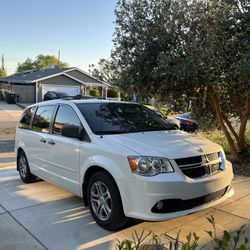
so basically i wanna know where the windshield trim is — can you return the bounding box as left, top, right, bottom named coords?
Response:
left=94, top=127, right=175, bottom=135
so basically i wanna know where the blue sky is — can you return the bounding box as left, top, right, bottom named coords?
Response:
left=0, top=0, right=117, bottom=74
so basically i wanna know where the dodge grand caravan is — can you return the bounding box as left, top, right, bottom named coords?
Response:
left=15, top=99, right=234, bottom=229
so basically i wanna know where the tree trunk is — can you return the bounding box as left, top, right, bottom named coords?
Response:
left=238, top=91, right=250, bottom=152
left=207, top=86, right=241, bottom=162
left=221, top=113, right=240, bottom=144
left=238, top=117, right=249, bottom=152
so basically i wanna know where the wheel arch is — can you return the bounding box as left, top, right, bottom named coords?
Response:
left=82, top=165, right=122, bottom=207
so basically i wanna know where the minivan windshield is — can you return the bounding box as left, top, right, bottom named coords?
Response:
left=77, top=103, right=175, bottom=135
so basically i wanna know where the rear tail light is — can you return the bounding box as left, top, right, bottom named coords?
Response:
left=184, top=121, right=193, bottom=125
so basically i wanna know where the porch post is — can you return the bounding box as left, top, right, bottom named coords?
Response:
left=35, top=82, right=39, bottom=103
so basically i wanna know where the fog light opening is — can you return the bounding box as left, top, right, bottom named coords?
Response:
left=156, top=201, right=164, bottom=211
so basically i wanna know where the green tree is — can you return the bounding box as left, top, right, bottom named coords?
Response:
left=17, top=58, right=36, bottom=72
left=89, top=58, right=119, bottom=85
left=0, top=69, right=7, bottom=78
left=113, top=0, right=250, bottom=161
left=17, top=54, right=68, bottom=72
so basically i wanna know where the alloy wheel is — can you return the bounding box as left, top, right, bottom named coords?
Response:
left=90, top=181, right=112, bottom=221
left=19, top=154, right=28, bottom=178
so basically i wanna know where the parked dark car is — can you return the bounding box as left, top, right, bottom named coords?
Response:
left=43, top=91, right=69, bottom=101
left=154, top=110, right=180, bottom=130
left=176, top=113, right=198, bottom=132
left=144, top=105, right=180, bottom=129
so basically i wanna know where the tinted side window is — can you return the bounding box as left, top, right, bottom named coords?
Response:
left=53, top=105, right=81, bottom=136
left=32, top=106, right=54, bottom=133
left=18, top=107, right=36, bottom=129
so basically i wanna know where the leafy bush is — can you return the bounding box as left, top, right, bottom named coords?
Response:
left=159, top=107, right=176, bottom=116
left=120, top=91, right=128, bottom=101
left=206, top=216, right=250, bottom=250
left=108, top=89, right=118, bottom=98
left=89, top=88, right=100, bottom=97
left=116, top=216, right=250, bottom=250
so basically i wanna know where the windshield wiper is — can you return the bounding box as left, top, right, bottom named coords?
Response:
left=141, top=127, right=175, bottom=132
left=95, top=130, right=128, bottom=135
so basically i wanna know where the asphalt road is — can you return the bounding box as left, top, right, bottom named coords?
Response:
left=0, top=102, right=23, bottom=153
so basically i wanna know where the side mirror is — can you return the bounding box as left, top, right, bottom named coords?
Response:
left=61, top=124, right=81, bottom=140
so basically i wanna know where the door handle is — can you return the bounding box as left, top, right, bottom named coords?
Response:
left=47, top=140, right=55, bottom=145
left=40, top=138, right=46, bottom=143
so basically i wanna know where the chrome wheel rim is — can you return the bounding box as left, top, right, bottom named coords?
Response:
left=19, top=155, right=27, bottom=178
left=90, top=181, right=112, bottom=221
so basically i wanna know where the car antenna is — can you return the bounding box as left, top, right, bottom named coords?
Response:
left=100, top=93, right=103, bottom=139
left=100, top=116, right=103, bottom=139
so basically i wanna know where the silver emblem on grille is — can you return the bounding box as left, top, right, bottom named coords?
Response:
left=202, top=155, right=209, bottom=163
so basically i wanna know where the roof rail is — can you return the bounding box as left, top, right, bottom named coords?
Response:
left=61, top=95, right=107, bottom=100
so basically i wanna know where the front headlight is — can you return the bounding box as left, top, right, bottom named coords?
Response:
left=128, top=156, right=174, bottom=176
left=219, top=150, right=226, bottom=160
left=219, top=150, right=226, bottom=170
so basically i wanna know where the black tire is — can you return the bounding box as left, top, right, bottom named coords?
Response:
left=17, top=151, right=36, bottom=183
left=87, top=171, right=128, bottom=230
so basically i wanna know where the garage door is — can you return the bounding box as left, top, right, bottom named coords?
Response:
left=42, top=84, right=81, bottom=99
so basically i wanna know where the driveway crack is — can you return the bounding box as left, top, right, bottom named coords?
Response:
left=216, top=209, right=250, bottom=221
left=1, top=204, right=48, bottom=250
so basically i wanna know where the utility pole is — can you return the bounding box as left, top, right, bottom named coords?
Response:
left=1, top=54, right=5, bottom=70
left=57, top=50, right=60, bottom=65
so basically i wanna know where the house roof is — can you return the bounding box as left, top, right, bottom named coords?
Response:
left=0, top=67, right=72, bottom=83
left=0, top=67, right=110, bottom=87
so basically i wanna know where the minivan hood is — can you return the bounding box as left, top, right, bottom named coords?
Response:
left=106, top=130, right=221, bottom=159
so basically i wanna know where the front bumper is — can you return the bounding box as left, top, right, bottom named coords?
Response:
left=118, top=160, right=234, bottom=221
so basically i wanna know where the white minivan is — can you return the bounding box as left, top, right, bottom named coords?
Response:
left=15, top=99, right=234, bottom=229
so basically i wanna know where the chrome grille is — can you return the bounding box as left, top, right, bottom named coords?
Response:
left=205, top=152, right=219, bottom=162
left=175, top=152, right=222, bottom=178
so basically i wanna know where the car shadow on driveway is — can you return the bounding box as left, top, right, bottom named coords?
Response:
left=10, top=195, right=143, bottom=250
left=0, top=168, right=142, bottom=249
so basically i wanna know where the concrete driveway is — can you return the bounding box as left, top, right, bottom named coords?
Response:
left=0, top=165, right=249, bottom=250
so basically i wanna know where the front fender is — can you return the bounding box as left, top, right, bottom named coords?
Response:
left=80, top=154, right=130, bottom=185
left=15, top=141, right=27, bottom=161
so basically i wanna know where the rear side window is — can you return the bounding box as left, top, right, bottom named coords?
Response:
left=53, top=105, right=81, bottom=135
left=18, top=107, right=36, bottom=129
left=32, top=106, right=54, bottom=133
